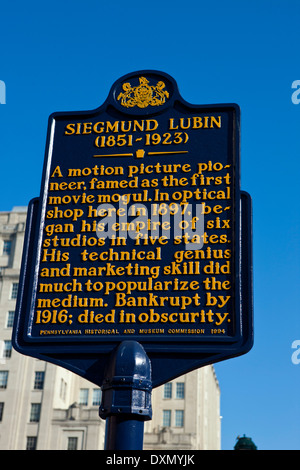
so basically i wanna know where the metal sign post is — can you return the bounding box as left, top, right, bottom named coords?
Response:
left=12, top=71, right=253, bottom=450
left=99, top=341, right=152, bottom=450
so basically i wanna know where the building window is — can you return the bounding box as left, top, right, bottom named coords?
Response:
left=92, top=388, right=101, bottom=406
left=30, top=403, right=41, bottom=422
left=0, top=371, right=8, bottom=389
left=176, top=382, right=185, bottom=399
left=78, top=388, right=89, bottom=405
left=34, top=371, right=45, bottom=390
left=175, top=410, right=184, bottom=427
left=0, top=402, right=4, bottom=421
left=67, top=437, right=78, bottom=450
left=2, top=240, right=11, bottom=255
left=3, top=340, right=12, bottom=358
left=10, top=283, right=19, bottom=300
left=163, top=382, right=172, bottom=399
left=6, top=311, right=15, bottom=328
left=60, top=378, right=67, bottom=401
left=162, top=410, right=171, bottom=427
left=26, top=436, right=37, bottom=450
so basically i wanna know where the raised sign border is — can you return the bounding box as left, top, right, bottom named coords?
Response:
left=12, top=71, right=253, bottom=386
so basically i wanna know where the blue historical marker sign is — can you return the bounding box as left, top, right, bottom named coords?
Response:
left=13, top=71, right=253, bottom=387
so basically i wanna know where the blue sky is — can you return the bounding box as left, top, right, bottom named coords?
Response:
left=1, top=0, right=299, bottom=450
